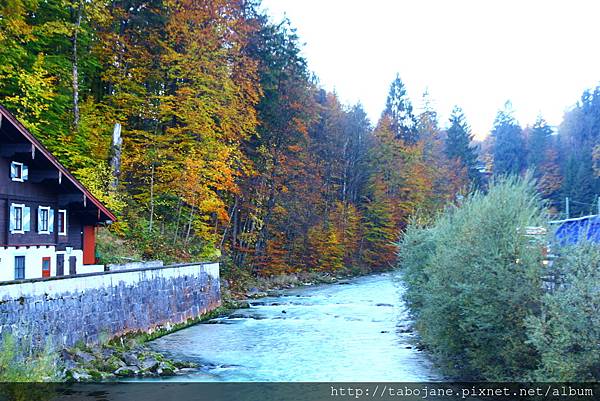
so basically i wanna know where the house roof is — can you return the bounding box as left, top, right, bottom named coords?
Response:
left=551, top=214, right=600, bottom=245
left=0, top=105, right=117, bottom=222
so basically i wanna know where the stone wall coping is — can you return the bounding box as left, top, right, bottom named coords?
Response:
left=0, top=261, right=217, bottom=287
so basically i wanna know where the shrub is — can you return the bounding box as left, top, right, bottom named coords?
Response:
left=0, top=334, right=61, bottom=382
left=526, top=241, right=600, bottom=381
left=397, top=217, right=437, bottom=316
left=398, top=175, right=546, bottom=380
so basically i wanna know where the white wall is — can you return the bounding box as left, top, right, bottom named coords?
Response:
left=0, top=262, right=220, bottom=299
left=0, top=247, right=90, bottom=281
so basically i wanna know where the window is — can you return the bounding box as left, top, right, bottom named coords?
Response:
left=58, top=209, right=67, bottom=236
left=10, top=162, right=28, bottom=182
left=38, top=206, right=53, bottom=234
left=14, top=206, right=23, bottom=231
left=9, top=203, right=29, bottom=234
left=14, top=256, right=25, bottom=280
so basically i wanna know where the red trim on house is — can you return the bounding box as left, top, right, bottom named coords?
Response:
left=42, top=256, right=51, bottom=278
left=83, top=226, right=96, bottom=265
left=0, top=105, right=117, bottom=222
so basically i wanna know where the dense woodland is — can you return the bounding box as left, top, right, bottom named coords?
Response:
left=1, top=0, right=599, bottom=278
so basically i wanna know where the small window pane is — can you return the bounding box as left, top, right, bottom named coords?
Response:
left=15, top=256, right=25, bottom=280
left=14, top=207, right=22, bottom=231
left=58, top=210, right=67, bottom=235
left=41, top=209, right=48, bottom=231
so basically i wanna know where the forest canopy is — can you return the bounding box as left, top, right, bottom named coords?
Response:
left=1, top=0, right=598, bottom=278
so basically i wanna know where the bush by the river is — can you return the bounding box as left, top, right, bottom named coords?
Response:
left=398, top=175, right=547, bottom=380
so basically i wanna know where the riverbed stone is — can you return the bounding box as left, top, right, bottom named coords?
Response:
left=157, top=361, right=177, bottom=376
left=115, top=366, right=140, bottom=376
left=122, top=352, right=140, bottom=366
left=140, top=357, right=159, bottom=371
left=69, top=368, right=92, bottom=382
left=73, top=350, right=96, bottom=365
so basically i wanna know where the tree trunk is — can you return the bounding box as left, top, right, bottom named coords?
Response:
left=185, top=204, right=196, bottom=243
left=149, top=163, right=155, bottom=233
left=109, top=123, right=122, bottom=190
left=173, top=200, right=182, bottom=244
left=72, top=1, right=83, bottom=132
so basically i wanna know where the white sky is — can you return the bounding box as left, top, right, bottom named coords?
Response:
left=260, top=0, right=600, bottom=140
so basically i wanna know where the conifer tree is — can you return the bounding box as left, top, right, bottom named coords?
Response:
left=492, top=101, right=526, bottom=176
left=445, top=106, right=480, bottom=186
left=527, top=116, right=553, bottom=170
left=383, top=74, right=418, bottom=144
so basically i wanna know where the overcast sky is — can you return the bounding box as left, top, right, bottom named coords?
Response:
left=260, top=0, right=600, bottom=140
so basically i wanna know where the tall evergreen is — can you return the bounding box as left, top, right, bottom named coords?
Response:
left=492, top=101, right=526, bottom=176
left=383, top=74, right=418, bottom=144
left=445, top=106, right=480, bottom=186
left=527, top=116, right=553, bottom=170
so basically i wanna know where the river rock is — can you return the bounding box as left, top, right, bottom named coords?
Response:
left=140, top=357, right=159, bottom=371
left=104, top=355, right=127, bottom=371
left=115, top=366, right=140, bottom=376
left=69, top=368, right=93, bottom=382
left=157, top=361, right=177, bottom=376
left=63, top=358, right=78, bottom=371
left=100, top=347, right=116, bottom=359
left=122, top=352, right=140, bottom=366
left=73, top=350, right=96, bottom=365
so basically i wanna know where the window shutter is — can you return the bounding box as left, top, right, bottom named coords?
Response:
left=37, top=206, right=42, bottom=233
left=49, top=209, right=54, bottom=233
left=9, top=204, right=15, bottom=232
left=10, top=163, right=16, bottom=179
left=23, top=207, right=30, bottom=232
left=22, top=165, right=28, bottom=181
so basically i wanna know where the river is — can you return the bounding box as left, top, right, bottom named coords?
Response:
left=147, top=273, right=441, bottom=382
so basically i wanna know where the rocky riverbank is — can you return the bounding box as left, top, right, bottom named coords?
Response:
left=224, top=271, right=358, bottom=301
left=62, top=342, right=198, bottom=381
left=61, top=304, right=242, bottom=382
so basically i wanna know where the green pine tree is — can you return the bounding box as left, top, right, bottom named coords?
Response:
left=445, top=106, right=480, bottom=186
left=384, top=74, right=418, bottom=144
left=492, top=101, right=526, bottom=176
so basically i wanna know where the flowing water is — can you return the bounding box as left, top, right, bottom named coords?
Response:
left=147, top=273, right=441, bottom=381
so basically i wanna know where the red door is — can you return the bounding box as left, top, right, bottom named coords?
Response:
left=83, top=225, right=96, bottom=265
left=42, top=257, right=51, bottom=278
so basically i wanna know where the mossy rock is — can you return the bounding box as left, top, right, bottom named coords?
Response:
left=114, top=366, right=139, bottom=377
left=157, top=361, right=177, bottom=376
left=101, top=355, right=126, bottom=372
left=87, top=369, right=104, bottom=381
left=173, top=360, right=198, bottom=369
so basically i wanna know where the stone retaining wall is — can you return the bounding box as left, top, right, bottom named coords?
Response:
left=0, top=262, right=220, bottom=349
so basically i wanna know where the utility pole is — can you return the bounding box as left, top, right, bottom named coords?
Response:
left=565, top=197, right=570, bottom=219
